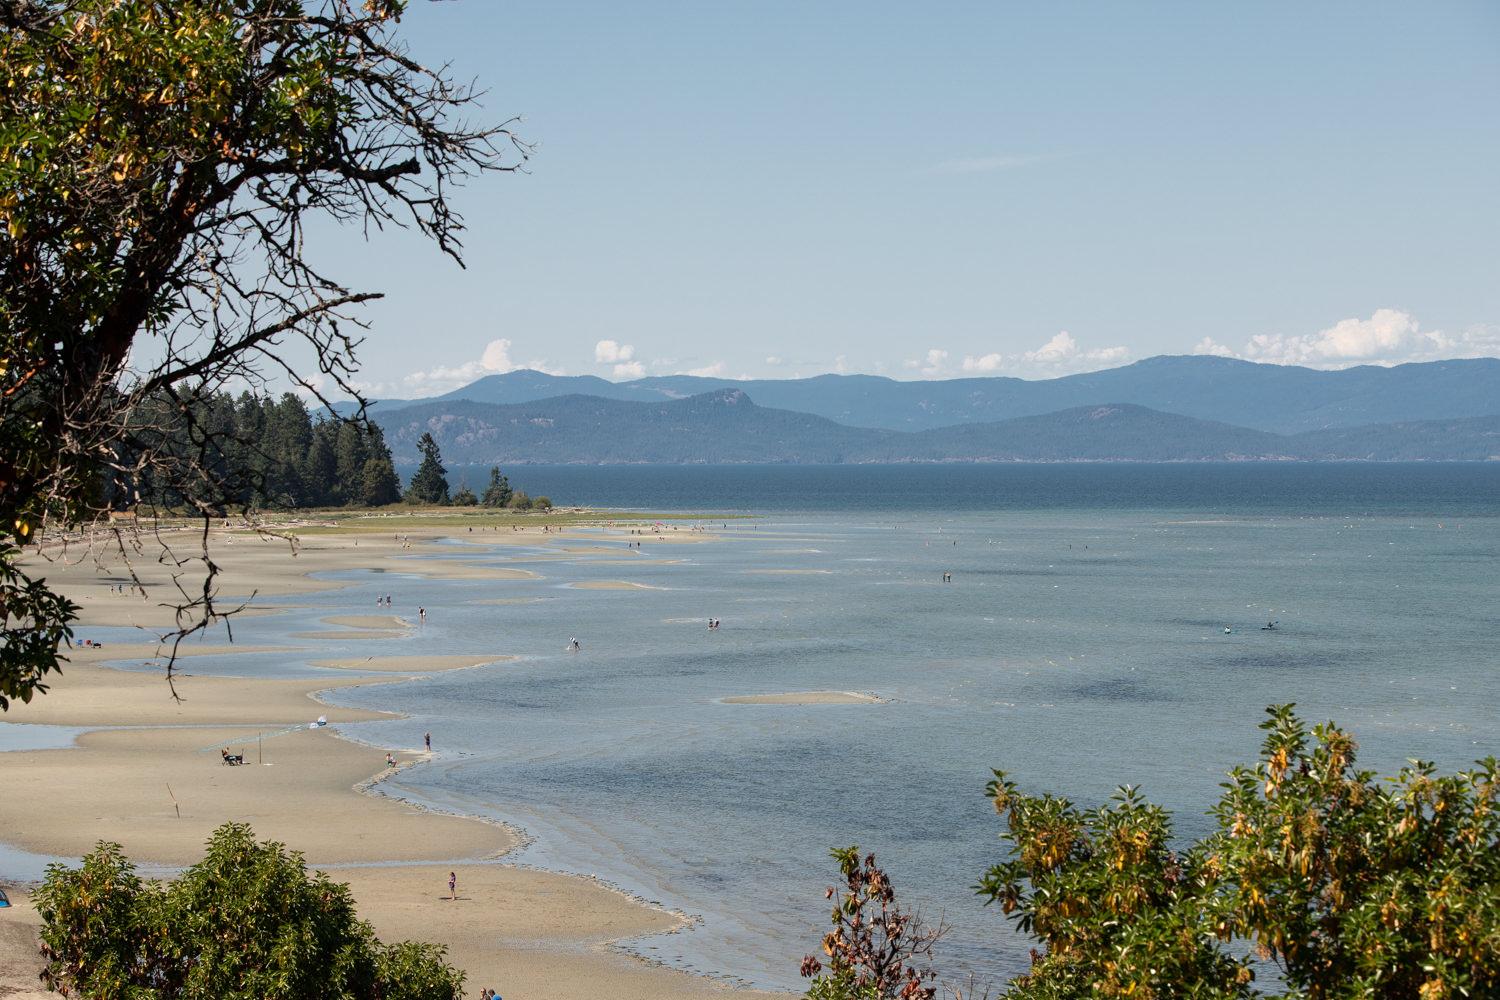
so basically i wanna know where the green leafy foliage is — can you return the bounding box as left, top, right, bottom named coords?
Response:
left=976, top=782, right=1253, bottom=999
left=802, top=707, right=1499, bottom=1000
left=973, top=706, right=1500, bottom=999
left=1198, top=705, right=1500, bottom=999
left=35, top=823, right=464, bottom=1000
left=0, top=540, right=78, bottom=708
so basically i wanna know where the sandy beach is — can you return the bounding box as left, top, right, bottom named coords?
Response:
left=1, top=516, right=787, bottom=1000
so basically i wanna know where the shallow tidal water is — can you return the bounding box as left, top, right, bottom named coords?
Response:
left=17, top=465, right=1500, bottom=991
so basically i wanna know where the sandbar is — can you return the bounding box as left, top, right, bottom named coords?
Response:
left=569, top=580, right=660, bottom=591
left=311, top=654, right=512, bottom=673
left=292, top=614, right=413, bottom=641
left=741, top=569, right=833, bottom=576
left=391, top=560, right=543, bottom=581
left=2, top=645, right=390, bottom=728
left=322, top=614, right=412, bottom=630
left=721, top=691, right=883, bottom=705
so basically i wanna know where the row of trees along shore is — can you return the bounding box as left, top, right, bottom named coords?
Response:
left=118, top=391, right=402, bottom=510
left=115, top=396, right=549, bottom=513
left=405, top=431, right=552, bottom=510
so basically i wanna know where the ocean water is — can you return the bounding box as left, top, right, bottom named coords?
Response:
left=22, top=465, right=1500, bottom=991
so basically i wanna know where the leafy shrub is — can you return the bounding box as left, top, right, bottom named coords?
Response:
left=801, top=847, right=940, bottom=1000
left=803, top=706, right=1500, bottom=999
left=35, top=823, right=463, bottom=1000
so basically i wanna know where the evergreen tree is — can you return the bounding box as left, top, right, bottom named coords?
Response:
left=452, top=484, right=478, bottom=506
left=303, top=427, right=337, bottom=507
left=481, top=466, right=512, bottom=508
left=262, top=394, right=313, bottom=505
left=89, top=391, right=408, bottom=511
left=361, top=455, right=402, bottom=507
left=331, top=422, right=368, bottom=506
left=403, top=433, right=449, bottom=504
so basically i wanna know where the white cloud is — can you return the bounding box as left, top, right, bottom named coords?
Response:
left=680, top=361, right=728, bottom=378
left=1018, top=330, right=1128, bottom=369
left=594, top=339, right=635, bottom=364
left=1191, top=310, right=1500, bottom=368
left=904, top=349, right=951, bottom=376
left=479, top=339, right=515, bottom=371
left=961, top=352, right=1004, bottom=373
left=833, top=355, right=850, bottom=374
left=612, top=361, right=646, bottom=379
left=765, top=355, right=784, bottom=366
left=1191, top=337, right=1237, bottom=358
left=402, top=338, right=562, bottom=396
left=952, top=332, right=1127, bottom=378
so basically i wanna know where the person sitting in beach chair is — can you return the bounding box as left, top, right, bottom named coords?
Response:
left=221, top=748, right=244, bottom=766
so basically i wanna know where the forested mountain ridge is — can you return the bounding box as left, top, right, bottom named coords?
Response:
left=351, top=355, right=1500, bottom=435
left=372, top=390, right=1500, bottom=465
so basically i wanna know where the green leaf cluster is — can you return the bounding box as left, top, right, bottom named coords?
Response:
left=0, top=540, right=78, bottom=708
left=35, top=822, right=463, bottom=1000
left=973, top=705, right=1500, bottom=999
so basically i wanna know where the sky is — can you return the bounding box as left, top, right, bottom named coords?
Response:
left=308, top=1, right=1500, bottom=399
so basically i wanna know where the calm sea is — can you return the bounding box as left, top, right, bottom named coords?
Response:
left=68, top=465, right=1500, bottom=990
left=453, top=462, right=1500, bottom=515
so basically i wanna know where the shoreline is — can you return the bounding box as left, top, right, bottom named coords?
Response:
left=1, top=517, right=790, bottom=1000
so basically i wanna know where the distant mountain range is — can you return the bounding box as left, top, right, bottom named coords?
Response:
left=372, top=389, right=1500, bottom=466
left=353, top=355, right=1500, bottom=435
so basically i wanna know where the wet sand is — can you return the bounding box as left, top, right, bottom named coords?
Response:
left=4, top=518, right=787, bottom=1000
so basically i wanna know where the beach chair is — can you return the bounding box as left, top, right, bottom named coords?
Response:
left=221, top=749, right=244, bottom=766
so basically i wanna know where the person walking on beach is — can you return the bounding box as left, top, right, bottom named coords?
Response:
left=448, top=871, right=457, bottom=900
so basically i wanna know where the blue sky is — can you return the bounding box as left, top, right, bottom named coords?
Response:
left=316, top=1, right=1500, bottom=398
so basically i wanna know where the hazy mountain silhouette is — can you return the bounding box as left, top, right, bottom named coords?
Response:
left=354, top=355, right=1500, bottom=435
left=373, top=390, right=1500, bottom=465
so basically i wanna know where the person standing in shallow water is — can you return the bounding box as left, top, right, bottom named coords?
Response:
left=425, top=731, right=431, bottom=751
